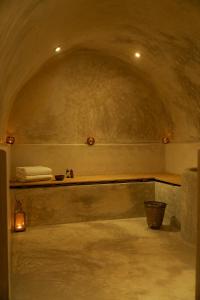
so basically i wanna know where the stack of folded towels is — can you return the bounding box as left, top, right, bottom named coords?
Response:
left=16, top=166, right=53, bottom=182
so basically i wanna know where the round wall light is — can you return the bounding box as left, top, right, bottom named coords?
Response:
left=86, top=137, right=95, bottom=146
left=6, top=136, right=15, bottom=144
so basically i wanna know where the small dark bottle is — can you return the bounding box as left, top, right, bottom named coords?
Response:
left=70, top=169, right=74, bottom=178
left=66, top=169, right=70, bottom=178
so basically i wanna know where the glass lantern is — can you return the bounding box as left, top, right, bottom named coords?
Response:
left=14, top=200, right=26, bottom=232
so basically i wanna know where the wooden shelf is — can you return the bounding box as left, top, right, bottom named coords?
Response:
left=10, top=173, right=181, bottom=189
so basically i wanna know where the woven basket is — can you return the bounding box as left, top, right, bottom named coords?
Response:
left=144, top=201, right=167, bottom=229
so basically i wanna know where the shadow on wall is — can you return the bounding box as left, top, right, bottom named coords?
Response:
left=7, top=48, right=173, bottom=144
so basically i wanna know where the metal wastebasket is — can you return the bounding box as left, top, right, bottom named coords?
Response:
left=144, top=201, right=167, bottom=229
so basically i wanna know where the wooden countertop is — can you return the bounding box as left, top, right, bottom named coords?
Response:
left=10, top=173, right=181, bottom=188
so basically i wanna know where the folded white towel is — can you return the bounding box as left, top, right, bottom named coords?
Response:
left=16, top=166, right=52, bottom=177
left=16, top=174, right=53, bottom=182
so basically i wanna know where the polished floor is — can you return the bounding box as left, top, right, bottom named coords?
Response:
left=11, top=218, right=195, bottom=300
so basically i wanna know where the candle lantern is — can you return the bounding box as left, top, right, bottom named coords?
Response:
left=6, top=136, right=15, bottom=144
left=14, top=200, right=26, bottom=232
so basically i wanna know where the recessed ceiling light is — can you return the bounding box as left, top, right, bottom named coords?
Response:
left=134, top=52, right=141, bottom=58
left=55, top=46, right=61, bottom=53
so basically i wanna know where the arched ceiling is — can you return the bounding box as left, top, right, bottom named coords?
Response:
left=8, top=49, right=173, bottom=144
left=1, top=0, right=200, bottom=141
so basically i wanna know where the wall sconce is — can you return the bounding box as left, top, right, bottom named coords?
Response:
left=6, top=136, right=15, bottom=145
left=14, top=200, right=26, bottom=232
left=86, top=137, right=95, bottom=146
left=162, top=130, right=173, bottom=144
left=162, top=136, right=170, bottom=144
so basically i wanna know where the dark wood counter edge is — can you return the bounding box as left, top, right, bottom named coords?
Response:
left=154, top=179, right=181, bottom=187
left=10, top=177, right=181, bottom=189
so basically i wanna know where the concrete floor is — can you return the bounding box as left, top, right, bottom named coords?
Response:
left=11, top=218, right=195, bottom=300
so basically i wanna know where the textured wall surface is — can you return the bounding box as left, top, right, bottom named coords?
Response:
left=165, top=143, right=200, bottom=173
left=0, top=146, right=10, bottom=300
left=0, top=0, right=199, bottom=142
left=11, top=182, right=154, bottom=226
left=0, top=2, right=199, bottom=298
left=181, top=168, right=198, bottom=244
left=11, top=180, right=183, bottom=229
left=0, top=0, right=199, bottom=176
left=155, top=182, right=181, bottom=228
left=8, top=49, right=172, bottom=144
left=10, top=144, right=164, bottom=178
left=8, top=49, right=168, bottom=175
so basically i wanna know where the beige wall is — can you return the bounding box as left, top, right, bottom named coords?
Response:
left=11, top=182, right=154, bottom=226
left=8, top=50, right=167, bottom=178
left=0, top=145, right=10, bottom=299
left=3, top=1, right=200, bottom=177
left=0, top=1, right=200, bottom=298
left=165, top=143, right=200, bottom=174
left=8, top=49, right=172, bottom=144
left=11, top=143, right=200, bottom=176
left=1, top=0, right=200, bottom=141
left=10, top=144, right=164, bottom=179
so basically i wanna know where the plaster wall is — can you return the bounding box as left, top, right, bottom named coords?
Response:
left=1, top=0, right=200, bottom=142
left=5, top=1, right=200, bottom=176
left=0, top=145, right=10, bottom=300
left=0, top=1, right=200, bottom=299
left=11, top=142, right=200, bottom=176
left=11, top=182, right=154, bottom=226
left=11, top=181, right=182, bottom=228
left=10, top=144, right=164, bottom=178
left=165, top=143, right=200, bottom=174
left=8, top=49, right=167, bottom=177
left=181, top=168, right=198, bottom=244
left=8, top=49, right=172, bottom=144
left=155, top=182, right=181, bottom=227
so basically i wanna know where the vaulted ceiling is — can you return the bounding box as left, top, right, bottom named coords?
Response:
left=1, top=0, right=200, bottom=141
